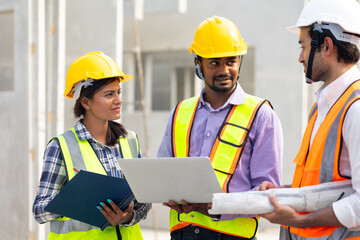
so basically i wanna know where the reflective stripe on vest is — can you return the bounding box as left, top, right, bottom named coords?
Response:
left=119, top=130, right=140, bottom=159
left=170, top=94, right=267, bottom=238
left=49, top=129, right=143, bottom=240
left=172, top=96, right=199, bottom=157
left=210, top=95, right=267, bottom=191
left=289, top=80, right=360, bottom=239
left=280, top=225, right=360, bottom=240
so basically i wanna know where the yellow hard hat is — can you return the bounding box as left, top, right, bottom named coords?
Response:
left=189, top=16, right=247, bottom=58
left=64, top=51, right=133, bottom=98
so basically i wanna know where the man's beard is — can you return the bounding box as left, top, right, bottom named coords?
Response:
left=205, top=74, right=237, bottom=92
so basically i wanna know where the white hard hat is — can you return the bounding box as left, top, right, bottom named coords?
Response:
left=287, top=0, right=360, bottom=46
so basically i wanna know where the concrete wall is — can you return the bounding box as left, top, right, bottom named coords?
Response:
left=0, top=0, right=322, bottom=238
left=0, top=0, right=29, bottom=239
left=0, top=0, right=123, bottom=238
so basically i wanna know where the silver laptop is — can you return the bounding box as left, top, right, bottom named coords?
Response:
left=117, top=157, right=222, bottom=203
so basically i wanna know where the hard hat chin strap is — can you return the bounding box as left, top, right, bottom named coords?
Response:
left=237, top=55, right=244, bottom=80
left=306, top=25, right=322, bottom=84
left=192, top=53, right=206, bottom=81
left=195, top=63, right=205, bottom=81
left=72, top=79, right=94, bottom=100
left=305, top=44, right=316, bottom=84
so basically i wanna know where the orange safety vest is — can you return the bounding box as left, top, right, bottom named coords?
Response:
left=282, top=80, right=360, bottom=240
left=170, top=94, right=269, bottom=238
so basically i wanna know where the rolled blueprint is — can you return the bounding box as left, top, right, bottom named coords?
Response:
left=209, top=180, right=354, bottom=215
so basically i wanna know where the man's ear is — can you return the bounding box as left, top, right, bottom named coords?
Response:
left=194, top=58, right=200, bottom=67
left=80, top=97, right=90, bottom=110
left=323, top=36, right=334, bottom=55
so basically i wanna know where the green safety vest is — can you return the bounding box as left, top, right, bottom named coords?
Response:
left=170, top=94, right=269, bottom=238
left=47, top=128, right=143, bottom=240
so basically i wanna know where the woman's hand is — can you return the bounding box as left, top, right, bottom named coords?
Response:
left=98, top=199, right=134, bottom=226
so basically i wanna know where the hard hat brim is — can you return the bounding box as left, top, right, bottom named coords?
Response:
left=120, top=74, right=134, bottom=82
left=286, top=25, right=301, bottom=34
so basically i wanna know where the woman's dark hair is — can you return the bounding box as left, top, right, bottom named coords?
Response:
left=309, top=25, right=360, bottom=64
left=74, top=77, right=127, bottom=146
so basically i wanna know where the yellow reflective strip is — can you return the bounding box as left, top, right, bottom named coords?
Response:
left=221, top=124, right=247, bottom=145
left=119, top=137, right=132, bottom=159
left=214, top=171, right=227, bottom=190
left=212, top=95, right=262, bottom=175
left=49, top=224, right=143, bottom=239
left=173, top=97, right=199, bottom=157
left=170, top=210, right=259, bottom=238
left=57, top=135, right=75, bottom=180
left=212, top=144, right=238, bottom=174
left=71, top=129, right=106, bottom=175
left=56, top=216, right=70, bottom=221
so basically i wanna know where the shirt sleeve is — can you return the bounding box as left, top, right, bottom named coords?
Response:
left=120, top=201, right=152, bottom=227
left=32, top=139, right=67, bottom=223
left=249, top=103, right=283, bottom=188
left=332, top=100, right=360, bottom=228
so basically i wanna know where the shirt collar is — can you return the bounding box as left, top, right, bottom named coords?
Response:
left=315, top=65, right=360, bottom=114
left=73, top=120, right=94, bottom=141
left=198, top=82, right=245, bottom=110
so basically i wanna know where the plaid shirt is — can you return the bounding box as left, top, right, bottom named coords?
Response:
left=33, top=120, right=151, bottom=226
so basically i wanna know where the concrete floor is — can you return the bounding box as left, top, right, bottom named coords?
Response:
left=141, top=226, right=280, bottom=240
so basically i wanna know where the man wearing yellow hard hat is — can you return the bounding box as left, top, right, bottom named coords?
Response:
left=157, top=16, right=283, bottom=240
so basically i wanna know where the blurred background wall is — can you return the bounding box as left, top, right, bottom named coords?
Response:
left=1, top=0, right=347, bottom=239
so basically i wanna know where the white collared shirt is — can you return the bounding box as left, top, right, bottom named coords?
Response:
left=310, top=65, right=360, bottom=228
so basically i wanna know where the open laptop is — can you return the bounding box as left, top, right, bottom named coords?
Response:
left=117, top=157, right=222, bottom=203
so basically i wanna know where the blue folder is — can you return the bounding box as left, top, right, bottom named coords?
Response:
left=45, top=170, right=135, bottom=230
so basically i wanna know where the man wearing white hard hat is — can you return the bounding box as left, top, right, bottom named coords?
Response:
left=258, top=0, right=360, bottom=239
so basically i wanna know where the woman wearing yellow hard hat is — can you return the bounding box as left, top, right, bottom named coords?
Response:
left=33, top=51, right=150, bottom=240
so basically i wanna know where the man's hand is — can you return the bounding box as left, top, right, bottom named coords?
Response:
left=260, top=194, right=342, bottom=228
left=255, top=181, right=278, bottom=191
left=259, top=194, right=305, bottom=228
left=98, top=199, right=134, bottom=226
left=163, top=200, right=212, bottom=216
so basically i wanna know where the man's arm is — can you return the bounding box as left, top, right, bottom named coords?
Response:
left=332, top=101, right=360, bottom=228
left=248, top=104, right=283, bottom=190
left=261, top=101, right=360, bottom=229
